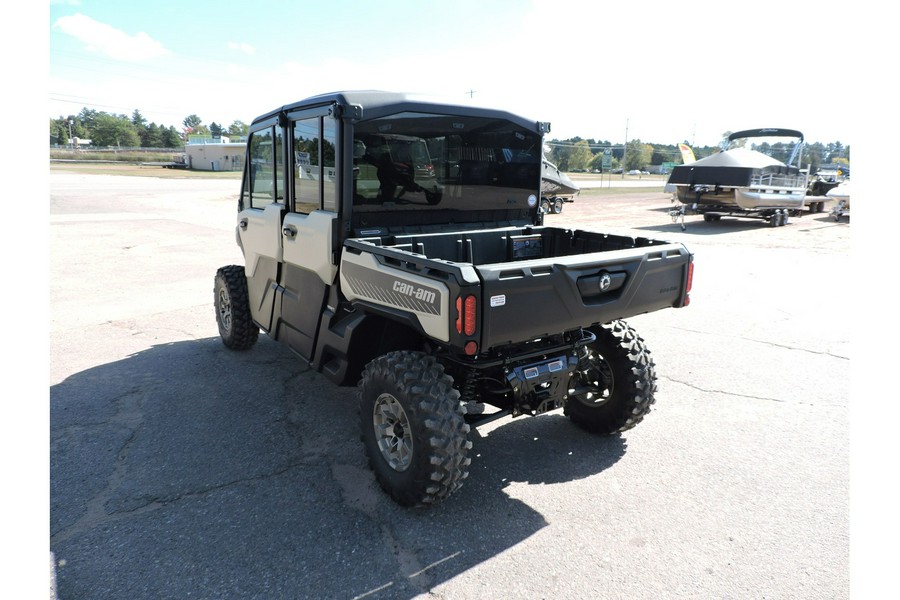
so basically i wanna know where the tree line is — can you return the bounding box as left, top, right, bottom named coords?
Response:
left=49, top=108, right=250, bottom=149
left=49, top=107, right=850, bottom=175
left=547, top=136, right=850, bottom=173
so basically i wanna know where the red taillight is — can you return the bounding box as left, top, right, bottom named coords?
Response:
left=464, top=296, right=476, bottom=335
left=456, top=295, right=477, bottom=335
left=683, top=260, right=694, bottom=306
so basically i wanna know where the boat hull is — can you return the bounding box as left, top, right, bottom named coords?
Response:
left=826, top=181, right=850, bottom=204
left=541, top=160, right=579, bottom=197
left=674, top=186, right=806, bottom=210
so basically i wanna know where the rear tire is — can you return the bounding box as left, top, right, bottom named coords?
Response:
left=214, top=265, right=259, bottom=350
left=553, top=198, right=564, bottom=214
left=358, top=351, right=471, bottom=507
left=565, top=320, right=657, bottom=434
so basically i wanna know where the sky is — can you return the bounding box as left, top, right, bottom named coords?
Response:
left=48, top=0, right=861, bottom=148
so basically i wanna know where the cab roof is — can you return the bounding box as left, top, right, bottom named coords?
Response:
left=250, top=90, right=548, bottom=133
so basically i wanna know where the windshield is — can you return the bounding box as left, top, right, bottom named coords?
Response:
left=351, top=111, right=542, bottom=230
left=726, top=133, right=804, bottom=167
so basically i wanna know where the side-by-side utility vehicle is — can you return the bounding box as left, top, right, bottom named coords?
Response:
left=215, top=91, right=694, bottom=506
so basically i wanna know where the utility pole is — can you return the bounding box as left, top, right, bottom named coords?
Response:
left=622, top=119, right=628, bottom=179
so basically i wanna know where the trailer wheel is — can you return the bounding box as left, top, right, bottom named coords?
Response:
left=565, top=320, right=657, bottom=434
left=358, top=351, right=471, bottom=507
left=541, top=199, right=551, bottom=214
left=553, top=198, right=564, bottom=214
left=214, top=265, right=259, bottom=350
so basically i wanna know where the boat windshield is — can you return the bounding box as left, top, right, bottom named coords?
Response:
left=726, top=130, right=804, bottom=168
left=351, top=111, right=542, bottom=230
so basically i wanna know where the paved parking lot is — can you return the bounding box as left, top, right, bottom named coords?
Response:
left=49, top=170, right=850, bottom=599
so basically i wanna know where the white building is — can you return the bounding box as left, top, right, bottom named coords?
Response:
left=184, top=137, right=246, bottom=171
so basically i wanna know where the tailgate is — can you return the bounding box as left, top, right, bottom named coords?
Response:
left=476, top=243, right=691, bottom=348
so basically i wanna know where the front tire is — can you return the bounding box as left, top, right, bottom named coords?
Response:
left=565, top=320, right=657, bottom=434
left=214, top=265, right=259, bottom=350
left=358, top=351, right=471, bottom=507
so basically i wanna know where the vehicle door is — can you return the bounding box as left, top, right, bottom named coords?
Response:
left=278, top=109, right=340, bottom=360
left=237, top=120, right=286, bottom=332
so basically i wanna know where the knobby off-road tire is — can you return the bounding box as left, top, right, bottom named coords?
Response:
left=214, top=265, right=259, bottom=351
left=564, top=320, right=657, bottom=434
left=358, top=351, right=472, bottom=507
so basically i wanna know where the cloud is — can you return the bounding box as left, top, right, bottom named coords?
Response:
left=53, top=13, right=170, bottom=61
left=227, top=42, right=255, bottom=55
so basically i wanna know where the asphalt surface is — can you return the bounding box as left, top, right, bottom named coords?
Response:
left=49, top=171, right=850, bottom=599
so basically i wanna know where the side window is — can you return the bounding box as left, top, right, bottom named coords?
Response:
left=322, top=119, right=337, bottom=211
left=246, top=127, right=274, bottom=209
left=243, top=125, right=284, bottom=209
left=291, top=115, right=339, bottom=213
left=274, top=126, right=284, bottom=201
left=293, top=118, right=320, bottom=214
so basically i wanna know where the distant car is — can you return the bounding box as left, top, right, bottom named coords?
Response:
left=627, top=169, right=641, bottom=175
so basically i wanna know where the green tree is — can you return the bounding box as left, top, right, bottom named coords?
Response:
left=805, top=142, right=825, bottom=169
left=624, top=139, right=653, bottom=171
left=228, top=120, right=249, bottom=136
left=547, top=140, right=571, bottom=170
left=91, top=113, right=140, bottom=147
left=50, top=118, right=69, bottom=146
left=141, top=123, right=163, bottom=148
left=183, top=114, right=202, bottom=129
left=78, top=108, right=98, bottom=130
left=131, top=109, right=147, bottom=128
left=568, top=140, right=593, bottom=171
left=826, top=142, right=847, bottom=162
left=161, top=126, right=183, bottom=148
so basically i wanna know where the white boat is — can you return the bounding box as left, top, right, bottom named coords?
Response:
left=540, top=157, right=579, bottom=214
left=827, top=180, right=850, bottom=221
left=666, top=129, right=808, bottom=227
left=827, top=180, right=850, bottom=203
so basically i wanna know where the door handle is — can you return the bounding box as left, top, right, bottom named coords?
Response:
left=239, top=218, right=248, bottom=230
left=282, top=226, right=296, bottom=239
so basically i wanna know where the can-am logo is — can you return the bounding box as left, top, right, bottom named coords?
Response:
left=393, top=280, right=436, bottom=304
left=599, top=273, right=611, bottom=291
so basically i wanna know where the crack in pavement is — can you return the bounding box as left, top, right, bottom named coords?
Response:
left=50, top=459, right=317, bottom=545
left=661, top=376, right=844, bottom=407
left=662, top=325, right=849, bottom=360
